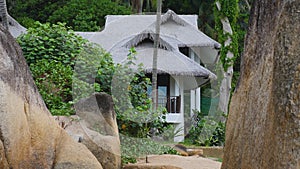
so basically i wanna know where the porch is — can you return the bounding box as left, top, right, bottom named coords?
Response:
left=148, top=74, right=203, bottom=142
left=158, top=95, right=182, bottom=123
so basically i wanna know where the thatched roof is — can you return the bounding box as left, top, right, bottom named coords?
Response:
left=119, top=47, right=216, bottom=78
left=77, top=10, right=220, bottom=50
left=111, top=46, right=215, bottom=89
left=146, top=10, right=220, bottom=48
left=160, top=10, right=189, bottom=26
left=121, top=30, right=177, bottom=51
left=77, top=10, right=220, bottom=87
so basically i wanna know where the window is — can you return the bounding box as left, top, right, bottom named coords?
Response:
left=179, top=47, right=190, bottom=57
left=147, top=74, right=170, bottom=109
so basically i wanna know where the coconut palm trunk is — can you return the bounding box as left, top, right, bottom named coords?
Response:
left=0, top=0, right=8, bottom=30
left=151, top=0, right=162, bottom=111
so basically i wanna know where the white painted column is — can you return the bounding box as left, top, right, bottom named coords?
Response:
left=196, top=87, right=201, bottom=112
left=190, top=89, right=195, bottom=117
left=174, top=77, right=184, bottom=142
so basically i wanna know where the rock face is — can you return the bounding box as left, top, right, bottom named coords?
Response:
left=75, top=92, right=119, bottom=137
left=55, top=93, right=121, bottom=169
left=222, top=1, right=300, bottom=169
left=0, top=26, right=102, bottom=168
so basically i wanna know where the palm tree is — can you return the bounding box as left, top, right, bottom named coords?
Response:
left=0, top=0, right=8, bottom=29
left=152, top=0, right=161, bottom=111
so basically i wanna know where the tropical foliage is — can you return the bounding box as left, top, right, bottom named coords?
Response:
left=48, top=0, right=131, bottom=31
left=17, top=22, right=87, bottom=115
left=17, top=22, right=87, bottom=66
left=8, top=0, right=131, bottom=30
left=184, top=110, right=226, bottom=146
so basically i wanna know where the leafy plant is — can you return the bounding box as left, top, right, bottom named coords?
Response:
left=185, top=110, right=226, bottom=146
left=47, top=0, right=131, bottom=31
left=8, top=0, right=68, bottom=24
left=30, top=59, right=74, bottom=115
left=16, top=16, right=36, bottom=28
left=17, top=22, right=87, bottom=66
left=17, top=22, right=88, bottom=116
left=213, top=0, right=239, bottom=71
left=8, top=0, right=130, bottom=31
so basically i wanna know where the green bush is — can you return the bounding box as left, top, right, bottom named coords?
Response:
left=16, top=16, right=36, bottom=28
left=48, top=0, right=131, bottom=31
left=8, top=0, right=130, bottom=31
left=17, top=22, right=88, bottom=115
left=8, top=0, right=68, bottom=24
left=30, top=59, right=74, bottom=115
left=17, top=22, right=87, bottom=66
left=185, top=110, right=226, bottom=146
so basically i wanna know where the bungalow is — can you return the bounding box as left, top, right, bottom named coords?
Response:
left=77, top=10, right=220, bottom=142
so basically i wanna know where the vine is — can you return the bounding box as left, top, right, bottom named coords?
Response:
left=214, top=0, right=239, bottom=71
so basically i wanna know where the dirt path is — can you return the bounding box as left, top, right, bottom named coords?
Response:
left=135, top=154, right=222, bottom=169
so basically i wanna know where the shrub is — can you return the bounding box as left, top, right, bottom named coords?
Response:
left=48, top=0, right=131, bottom=31
left=30, top=59, right=74, bottom=115
left=16, top=16, right=36, bottom=28
left=17, top=22, right=88, bottom=115
left=185, top=110, right=226, bottom=146
left=17, top=22, right=87, bottom=66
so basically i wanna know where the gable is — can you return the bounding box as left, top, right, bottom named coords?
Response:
left=160, top=10, right=189, bottom=26
left=122, top=31, right=175, bottom=51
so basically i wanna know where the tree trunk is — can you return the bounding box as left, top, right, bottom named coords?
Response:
left=138, top=0, right=143, bottom=14
left=151, top=0, right=161, bottom=111
left=222, top=0, right=300, bottom=169
left=0, top=0, right=8, bottom=30
left=146, top=0, right=150, bottom=12
left=131, top=0, right=143, bottom=14
left=215, top=1, right=234, bottom=114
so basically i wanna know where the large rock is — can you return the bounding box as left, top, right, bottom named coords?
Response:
left=74, top=92, right=121, bottom=169
left=222, top=1, right=300, bottom=169
left=55, top=94, right=122, bottom=169
left=0, top=26, right=102, bottom=168
left=75, top=92, right=119, bottom=137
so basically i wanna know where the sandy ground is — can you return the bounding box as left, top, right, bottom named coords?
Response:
left=136, top=154, right=222, bottom=169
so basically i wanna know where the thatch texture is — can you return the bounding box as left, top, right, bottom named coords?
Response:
left=115, top=47, right=216, bottom=78
left=77, top=10, right=220, bottom=86
left=160, top=10, right=189, bottom=26
left=122, top=30, right=176, bottom=51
